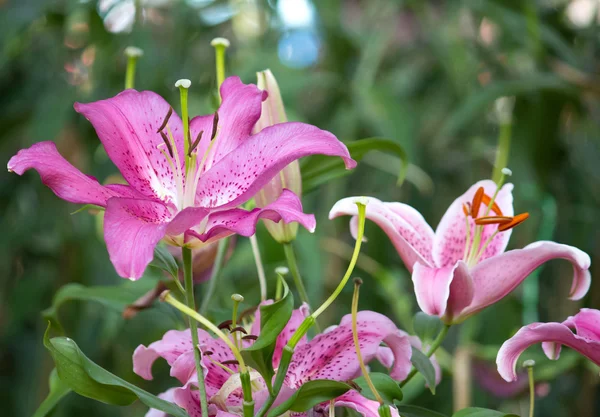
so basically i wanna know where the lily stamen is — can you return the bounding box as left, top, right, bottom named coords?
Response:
left=470, top=187, right=485, bottom=218
left=218, top=320, right=233, bottom=330
left=498, top=212, right=529, bottom=232
left=159, top=131, right=174, bottom=158
left=211, top=111, right=219, bottom=140
left=156, top=107, right=173, bottom=133
left=474, top=216, right=512, bottom=226
left=189, top=130, right=203, bottom=156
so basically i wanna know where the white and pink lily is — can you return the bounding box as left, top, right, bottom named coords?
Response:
left=8, top=77, right=356, bottom=279
left=497, top=308, right=600, bottom=382
left=329, top=180, right=591, bottom=324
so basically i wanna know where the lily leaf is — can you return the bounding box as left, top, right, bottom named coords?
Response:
left=43, top=324, right=188, bottom=417
left=32, top=369, right=72, bottom=417
left=267, top=380, right=352, bottom=417
left=301, top=137, right=408, bottom=193
left=452, top=408, right=518, bottom=417
left=150, top=244, right=179, bottom=278
left=395, top=405, right=448, bottom=417
left=352, top=373, right=403, bottom=405
left=413, top=313, right=443, bottom=344
left=410, top=347, right=437, bottom=394
left=241, top=276, right=293, bottom=392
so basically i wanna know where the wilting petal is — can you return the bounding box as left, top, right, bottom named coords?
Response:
left=145, top=388, right=177, bottom=417
left=329, top=197, right=434, bottom=271
left=462, top=241, right=591, bottom=318
left=412, top=261, right=473, bottom=321
left=497, top=319, right=600, bottom=382
left=192, top=189, right=315, bottom=243
left=335, top=391, right=400, bottom=417
left=432, top=180, right=514, bottom=268
left=286, top=311, right=412, bottom=387
left=196, top=122, right=355, bottom=209
left=75, top=90, right=184, bottom=203
left=104, top=198, right=172, bottom=279
left=8, top=141, right=119, bottom=206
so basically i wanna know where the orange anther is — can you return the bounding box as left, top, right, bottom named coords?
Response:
left=462, top=203, right=470, bottom=217
left=498, top=213, right=529, bottom=232
left=481, top=194, right=503, bottom=216
left=471, top=187, right=485, bottom=218
left=474, top=216, right=512, bottom=226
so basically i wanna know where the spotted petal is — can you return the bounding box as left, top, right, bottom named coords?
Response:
left=335, top=391, right=400, bottom=417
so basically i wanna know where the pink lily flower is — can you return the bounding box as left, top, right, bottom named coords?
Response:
left=133, top=304, right=423, bottom=417
left=497, top=308, right=600, bottom=382
left=8, top=77, right=356, bottom=279
left=329, top=180, right=591, bottom=323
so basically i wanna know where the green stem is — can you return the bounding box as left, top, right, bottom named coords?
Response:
left=256, top=202, right=368, bottom=417
left=124, top=47, right=142, bottom=89
left=182, top=247, right=209, bottom=417
left=250, top=235, right=267, bottom=301
left=283, top=243, right=311, bottom=309
left=400, top=324, right=451, bottom=387
left=178, top=85, right=190, bottom=167
left=527, top=366, right=535, bottom=417
left=199, top=238, right=228, bottom=315
left=492, top=122, right=512, bottom=184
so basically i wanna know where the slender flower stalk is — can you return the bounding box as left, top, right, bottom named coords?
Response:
left=181, top=247, right=209, bottom=417
left=124, top=46, right=143, bottom=89
left=255, top=201, right=368, bottom=417
left=161, top=291, right=254, bottom=417
left=249, top=235, right=267, bottom=301
left=352, top=278, right=383, bottom=404
left=524, top=360, right=535, bottom=417
left=283, top=242, right=311, bottom=310
left=199, top=238, right=228, bottom=314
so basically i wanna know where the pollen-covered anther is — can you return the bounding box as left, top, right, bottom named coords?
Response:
left=481, top=194, right=503, bottom=216
left=470, top=187, right=485, bottom=218
left=230, top=326, right=247, bottom=334
left=221, top=359, right=239, bottom=366
left=217, top=319, right=233, bottom=330
left=462, top=203, right=470, bottom=217
left=242, top=335, right=258, bottom=341
left=203, top=350, right=214, bottom=356
left=498, top=212, right=529, bottom=232
left=156, top=107, right=173, bottom=133
left=210, top=112, right=219, bottom=140
left=474, top=216, right=513, bottom=226
left=159, top=131, right=174, bottom=158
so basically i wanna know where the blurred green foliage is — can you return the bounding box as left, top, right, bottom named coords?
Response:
left=1, top=0, right=599, bottom=416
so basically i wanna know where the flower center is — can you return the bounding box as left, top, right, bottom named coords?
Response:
left=462, top=174, right=529, bottom=267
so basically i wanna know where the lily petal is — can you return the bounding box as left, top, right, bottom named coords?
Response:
left=196, top=122, right=355, bottom=209
left=192, top=189, right=316, bottom=243
left=7, top=141, right=119, bottom=206
left=541, top=308, right=600, bottom=360
left=335, top=391, right=400, bottom=417
left=285, top=311, right=412, bottom=387
left=412, top=261, right=473, bottom=321
left=75, top=90, right=184, bottom=203
left=145, top=388, right=177, bottom=417
left=432, top=180, right=514, bottom=268
left=463, top=241, right=591, bottom=318
left=329, top=197, right=434, bottom=271
left=104, top=198, right=171, bottom=279
left=497, top=318, right=600, bottom=382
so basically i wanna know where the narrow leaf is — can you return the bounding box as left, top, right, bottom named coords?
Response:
left=301, top=137, right=408, bottom=193
left=241, top=277, right=294, bottom=391
left=410, top=347, right=437, bottom=394
left=395, top=405, right=448, bottom=417
left=452, top=408, right=518, bottom=417
left=43, top=324, right=188, bottom=417
left=352, top=373, right=403, bottom=404
left=413, top=313, right=443, bottom=343
left=32, top=369, right=72, bottom=417
left=150, top=244, right=179, bottom=278
left=267, top=380, right=351, bottom=417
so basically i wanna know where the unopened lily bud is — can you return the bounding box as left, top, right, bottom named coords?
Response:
left=253, top=69, right=301, bottom=243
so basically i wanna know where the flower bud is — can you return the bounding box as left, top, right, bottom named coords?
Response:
left=253, top=69, right=301, bottom=243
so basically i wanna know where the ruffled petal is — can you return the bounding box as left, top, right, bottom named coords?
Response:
left=196, top=122, right=355, bottom=209
left=192, top=189, right=315, bottom=243
left=329, top=197, right=434, bottom=271
left=75, top=90, right=184, bottom=203
left=286, top=311, right=412, bottom=387
left=104, top=198, right=171, bottom=279
left=432, top=180, right=514, bottom=268
left=412, top=261, right=473, bottom=322
left=496, top=318, right=600, bottom=382
left=463, top=241, right=591, bottom=318
left=8, top=141, right=119, bottom=206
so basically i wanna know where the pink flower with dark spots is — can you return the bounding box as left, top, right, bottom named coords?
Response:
left=8, top=77, right=356, bottom=279
left=133, top=305, right=425, bottom=417
left=497, top=308, right=600, bottom=382
left=329, top=180, right=590, bottom=323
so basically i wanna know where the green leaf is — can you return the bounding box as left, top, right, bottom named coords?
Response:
left=352, top=373, right=403, bottom=404
left=241, top=277, right=294, bottom=391
left=410, top=347, right=436, bottom=394
left=413, top=313, right=443, bottom=343
left=150, top=244, right=179, bottom=278
left=42, top=279, right=158, bottom=334
left=32, top=369, right=72, bottom=417
left=301, top=137, right=408, bottom=193
left=267, top=380, right=351, bottom=417
left=395, top=405, right=448, bottom=417
left=452, top=408, right=518, bottom=417
left=43, top=324, right=188, bottom=417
